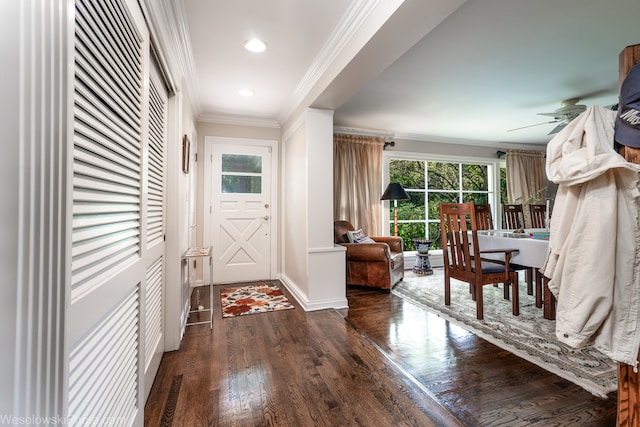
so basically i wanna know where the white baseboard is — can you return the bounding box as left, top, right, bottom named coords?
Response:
left=278, top=273, right=349, bottom=311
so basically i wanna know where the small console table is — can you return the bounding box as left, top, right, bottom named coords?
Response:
left=182, top=246, right=213, bottom=330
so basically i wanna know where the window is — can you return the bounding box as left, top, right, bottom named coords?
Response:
left=387, top=158, right=503, bottom=251
left=221, top=154, right=263, bottom=193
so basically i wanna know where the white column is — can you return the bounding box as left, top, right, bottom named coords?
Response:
left=305, top=109, right=348, bottom=308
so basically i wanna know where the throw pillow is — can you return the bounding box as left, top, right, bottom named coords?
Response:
left=347, top=229, right=375, bottom=244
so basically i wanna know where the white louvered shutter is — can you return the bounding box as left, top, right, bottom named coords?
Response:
left=146, top=68, right=166, bottom=249
left=69, top=0, right=150, bottom=425
left=143, top=60, right=168, bottom=397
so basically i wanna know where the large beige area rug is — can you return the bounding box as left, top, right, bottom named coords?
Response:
left=392, top=270, right=617, bottom=397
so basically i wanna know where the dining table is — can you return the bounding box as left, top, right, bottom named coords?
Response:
left=476, top=229, right=556, bottom=320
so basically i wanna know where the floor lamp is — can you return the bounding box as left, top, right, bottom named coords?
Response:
left=381, top=183, right=410, bottom=236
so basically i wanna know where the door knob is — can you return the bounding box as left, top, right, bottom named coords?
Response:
left=263, top=215, right=270, bottom=220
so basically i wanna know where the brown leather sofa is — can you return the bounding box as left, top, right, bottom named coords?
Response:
left=334, top=220, right=405, bottom=291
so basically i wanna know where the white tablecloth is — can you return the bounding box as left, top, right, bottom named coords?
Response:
left=476, top=229, right=549, bottom=269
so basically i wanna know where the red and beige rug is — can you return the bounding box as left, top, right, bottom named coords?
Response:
left=220, top=283, right=295, bottom=318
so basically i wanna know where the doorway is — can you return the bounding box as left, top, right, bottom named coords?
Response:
left=204, top=137, right=278, bottom=283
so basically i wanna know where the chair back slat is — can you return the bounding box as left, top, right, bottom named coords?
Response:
left=529, top=204, right=547, bottom=228
left=440, top=202, right=479, bottom=275
left=502, top=204, right=525, bottom=229
left=474, top=203, right=494, bottom=230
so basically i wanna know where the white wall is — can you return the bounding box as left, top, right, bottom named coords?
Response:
left=282, top=122, right=309, bottom=293
left=390, top=137, right=508, bottom=158
left=281, top=109, right=348, bottom=310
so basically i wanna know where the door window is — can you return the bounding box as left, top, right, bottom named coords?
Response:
left=221, top=154, right=262, bottom=194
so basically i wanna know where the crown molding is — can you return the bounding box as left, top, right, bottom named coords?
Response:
left=333, top=126, right=546, bottom=151
left=198, top=113, right=281, bottom=129
left=332, top=126, right=394, bottom=138
left=393, top=131, right=547, bottom=151
left=163, top=0, right=202, bottom=117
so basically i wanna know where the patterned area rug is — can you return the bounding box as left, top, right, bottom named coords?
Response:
left=221, top=283, right=295, bottom=318
left=393, top=270, right=617, bottom=397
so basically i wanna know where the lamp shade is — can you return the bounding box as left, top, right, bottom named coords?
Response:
left=381, top=183, right=409, bottom=201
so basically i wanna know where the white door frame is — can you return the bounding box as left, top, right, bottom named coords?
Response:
left=203, top=136, right=279, bottom=283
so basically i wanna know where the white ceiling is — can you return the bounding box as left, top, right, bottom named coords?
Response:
left=182, top=0, right=640, bottom=147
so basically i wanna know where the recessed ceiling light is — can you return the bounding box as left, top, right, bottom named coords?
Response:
left=238, top=89, right=254, bottom=97
left=244, top=38, right=267, bottom=53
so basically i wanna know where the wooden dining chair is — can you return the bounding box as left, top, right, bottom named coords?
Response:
left=502, top=204, right=525, bottom=230
left=529, top=204, right=547, bottom=228
left=474, top=203, right=507, bottom=294
left=439, top=202, right=520, bottom=320
left=474, top=203, right=494, bottom=230
left=474, top=203, right=528, bottom=297
left=502, top=203, right=538, bottom=298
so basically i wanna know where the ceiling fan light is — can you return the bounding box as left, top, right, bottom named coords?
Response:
left=244, top=38, right=267, bottom=53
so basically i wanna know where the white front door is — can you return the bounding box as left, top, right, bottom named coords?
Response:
left=207, top=142, right=273, bottom=283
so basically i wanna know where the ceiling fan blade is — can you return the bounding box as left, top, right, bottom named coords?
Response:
left=537, top=112, right=561, bottom=118
left=507, top=120, right=559, bottom=132
left=548, top=122, right=567, bottom=135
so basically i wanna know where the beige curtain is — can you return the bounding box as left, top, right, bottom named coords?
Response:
left=505, top=149, right=546, bottom=204
left=334, top=134, right=383, bottom=236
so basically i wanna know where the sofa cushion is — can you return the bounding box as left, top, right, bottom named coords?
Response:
left=347, top=229, right=375, bottom=244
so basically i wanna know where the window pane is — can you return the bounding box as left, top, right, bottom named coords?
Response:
left=427, top=162, right=459, bottom=190
left=428, top=192, right=459, bottom=217
left=222, top=154, right=262, bottom=173
left=461, top=164, right=488, bottom=191
left=462, top=193, right=489, bottom=204
left=428, top=222, right=443, bottom=250
left=396, top=222, right=426, bottom=251
left=500, top=166, right=508, bottom=204
left=390, top=159, right=425, bottom=189
left=396, top=192, right=425, bottom=220
left=221, top=175, right=262, bottom=193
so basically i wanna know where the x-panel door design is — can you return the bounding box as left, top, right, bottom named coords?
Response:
left=207, top=142, right=273, bottom=283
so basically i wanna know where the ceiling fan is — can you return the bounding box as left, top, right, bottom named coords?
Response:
left=508, top=98, right=588, bottom=135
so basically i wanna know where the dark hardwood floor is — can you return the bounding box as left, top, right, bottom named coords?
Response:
left=343, top=275, right=618, bottom=426
left=145, top=273, right=617, bottom=426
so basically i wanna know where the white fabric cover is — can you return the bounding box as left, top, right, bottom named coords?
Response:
left=541, top=105, right=640, bottom=367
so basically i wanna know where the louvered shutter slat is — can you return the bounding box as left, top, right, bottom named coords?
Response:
left=145, top=257, right=163, bottom=369
left=75, top=84, right=139, bottom=143
left=74, top=66, right=140, bottom=133
left=76, top=1, right=141, bottom=98
left=75, top=36, right=139, bottom=118
left=69, top=287, right=139, bottom=424
left=75, top=113, right=141, bottom=164
left=73, top=212, right=139, bottom=229
left=73, top=156, right=139, bottom=187
left=146, top=71, right=165, bottom=248
left=72, top=219, right=140, bottom=243
left=74, top=176, right=139, bottom=197
left=72, top=227, right=139, bottom=252
left=73, top=0, right=142, bottom=290
left=72, top=245, right=139, bottom=287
